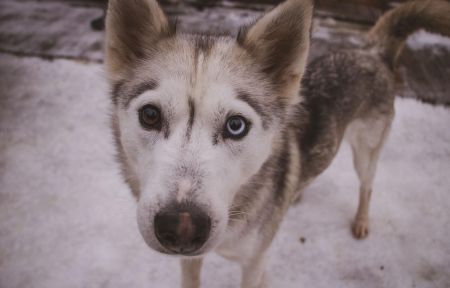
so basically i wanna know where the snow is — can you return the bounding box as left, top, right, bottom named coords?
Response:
left=1, top=53, right=450, bottom=288
left=407, top=30, right=450, bottom=51
left=312, top=21, right=332, bottom=40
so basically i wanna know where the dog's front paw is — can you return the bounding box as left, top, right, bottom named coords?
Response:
left=352, top=218, right=369, bottom=239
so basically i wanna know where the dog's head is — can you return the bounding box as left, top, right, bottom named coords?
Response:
left=105, top=0, right=312, bottom=256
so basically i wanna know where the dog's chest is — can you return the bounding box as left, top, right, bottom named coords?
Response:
left=214, top=227, right=263, bottom=263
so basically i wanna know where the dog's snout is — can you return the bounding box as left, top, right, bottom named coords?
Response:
left=154, top=204, right=211, bottom=254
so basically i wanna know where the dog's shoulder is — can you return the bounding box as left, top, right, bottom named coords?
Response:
left=296, top=49, right=394, bottom=183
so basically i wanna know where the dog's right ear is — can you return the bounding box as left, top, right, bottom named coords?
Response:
left=105, top=0, right=173, bottom=81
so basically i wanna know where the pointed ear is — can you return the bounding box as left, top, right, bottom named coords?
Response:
left=238, top=0, right=313, bottom=100
left=105, top=0, right=174, bottom=80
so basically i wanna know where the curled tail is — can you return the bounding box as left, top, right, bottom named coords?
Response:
left=368, top=0, right=450, bottom=68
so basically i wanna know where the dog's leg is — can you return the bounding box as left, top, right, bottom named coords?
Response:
left=351, top=145, right=377, bottom=239
left=181, top=258, right=203, bottom=288
left=347, top=115, right=392, bottom=239
left=241, top=252, right=268, bottom=288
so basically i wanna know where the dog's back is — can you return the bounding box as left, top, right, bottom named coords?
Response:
left=295, top=0, right=450, bottom=237
left=298, top=50, right=394, bottom=187
left=297, top=0, right=450, bottom=188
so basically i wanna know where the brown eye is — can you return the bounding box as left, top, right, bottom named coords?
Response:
left=223, top=115, right=250, bottom=140
left=139, top=105, right=162, bottom=130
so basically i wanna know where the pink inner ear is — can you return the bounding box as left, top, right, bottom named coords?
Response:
left=235, top=0, right=312, bottom=83
left=105, top=0, right=176, bottom=79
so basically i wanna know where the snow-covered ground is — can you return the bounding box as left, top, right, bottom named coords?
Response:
left=1, top=52, right=449, bottom=288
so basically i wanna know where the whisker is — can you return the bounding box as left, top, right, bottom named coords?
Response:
left=228, top=210, right=249, bottom=216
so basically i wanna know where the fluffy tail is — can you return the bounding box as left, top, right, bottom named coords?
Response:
left=368, top=0, right=450, bottom=68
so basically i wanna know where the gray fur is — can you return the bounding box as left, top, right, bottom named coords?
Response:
left=298, top=50, right=395, bottom=187
left=104, top=0, right=450, bottom=287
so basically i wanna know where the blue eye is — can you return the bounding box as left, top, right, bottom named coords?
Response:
left=224, top=116, right=250, bottom=139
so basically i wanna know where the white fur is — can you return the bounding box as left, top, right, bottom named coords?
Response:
left=118, top=48, right=277, bottom=255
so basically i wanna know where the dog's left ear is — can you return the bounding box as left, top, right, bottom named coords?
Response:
left=238, top=0, right=313, bottom=103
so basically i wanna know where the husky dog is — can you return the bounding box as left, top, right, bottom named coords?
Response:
left=104, top=0, right=450, bottom=287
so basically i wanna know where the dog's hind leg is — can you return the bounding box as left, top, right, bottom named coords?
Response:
left=346, top=113, right=393, bottom=239
left=181, top=258, right=203, bottom=288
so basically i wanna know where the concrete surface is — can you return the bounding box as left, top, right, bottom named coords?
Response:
left=1, top=0, right=450, bottom=104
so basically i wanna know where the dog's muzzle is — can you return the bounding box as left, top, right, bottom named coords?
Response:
left=154, top=203, right=211, bottom=255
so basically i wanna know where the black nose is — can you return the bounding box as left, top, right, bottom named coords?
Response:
left=154, top=204, right=211, bottom=254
